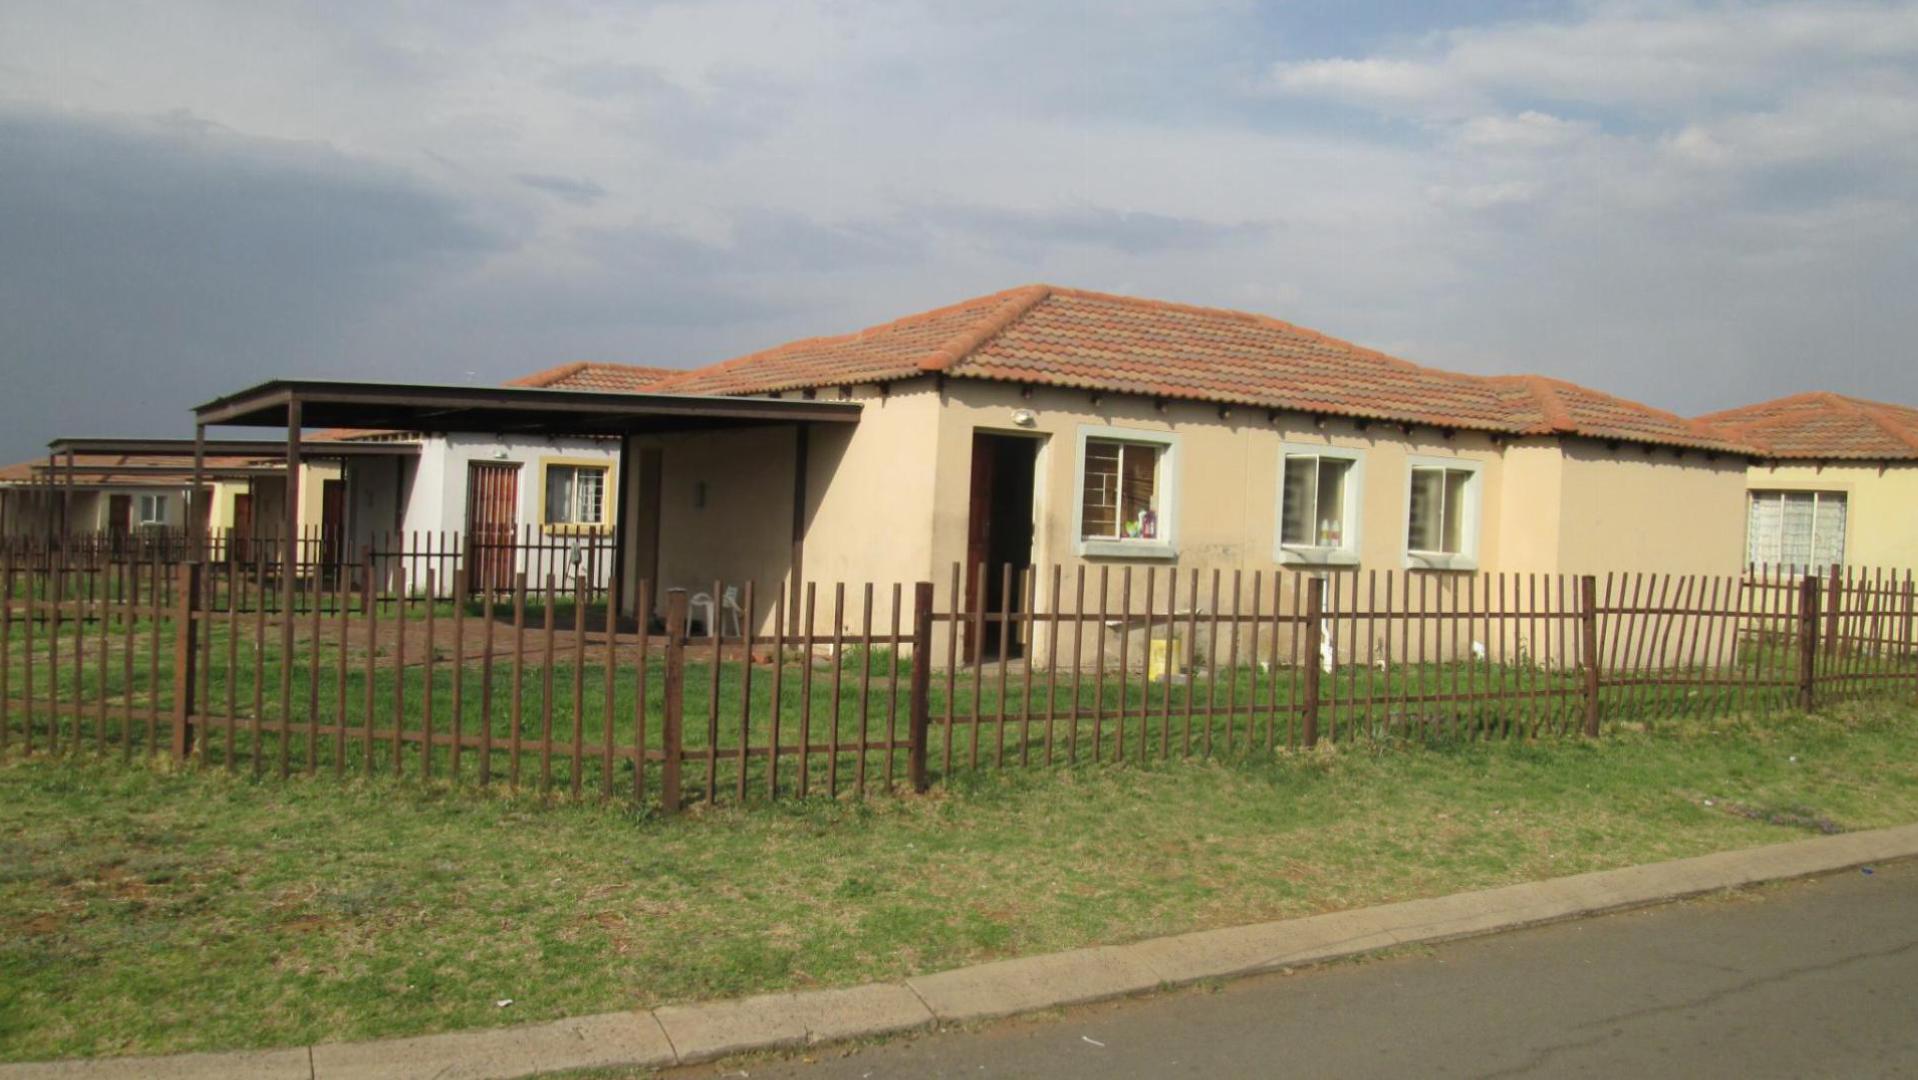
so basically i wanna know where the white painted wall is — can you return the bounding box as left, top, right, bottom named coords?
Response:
left=389, top=433, right=621, bottom=589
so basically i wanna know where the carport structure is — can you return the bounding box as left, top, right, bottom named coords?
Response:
left=190, top=378, right=862, bottom=621
left=20, top=435, right=418, bottom=546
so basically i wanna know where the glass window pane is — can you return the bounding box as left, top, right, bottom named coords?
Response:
left=1811, top=492, right=1846, bottom=570
left=1747, top=492, right=1782, bottom=566
left=547, top=466, right=576, bottom=524
left=1780, top=492, right=1815, bottom=567
left=1316, top=458, right=1350, bottom=547
left=577, top=468, right=605, bottom=524
left=1081, top=441, right=1121, bottom=539
left=1441, top=470, right=1471, bottom=554
left=1119, top=444, right=1159, bottom=539
left=1281, top=456, right=1317, bottom=545
left=1408, top=468, right=1443, bottom=552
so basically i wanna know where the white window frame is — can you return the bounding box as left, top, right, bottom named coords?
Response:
left=135, top=493, right=168, bottom=527
left=1745, top=488, right=1848, bottom=571
left=542, top=461, right=611, bottom=530
left=1072, top=425, right=1179, bottom=560
left=1403, top=455, right=1484, bottom=571
left=1275, top=443, right=1365, bottom=567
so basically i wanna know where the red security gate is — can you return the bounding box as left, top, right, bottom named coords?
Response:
left=465, top=462, right=519, bottom=592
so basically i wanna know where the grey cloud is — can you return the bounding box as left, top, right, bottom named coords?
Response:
left=516, top=172, right=608, bottom=205
left=547, top=62, right=790, bottom=159
left=915, top=203, right=1274, bottom=259
left=0, top=106, right=498, bottom=459
left=578, top=209, right=927, bottom=279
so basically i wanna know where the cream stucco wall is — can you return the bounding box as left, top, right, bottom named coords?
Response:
left=928, top=380, right=1510, bottom=588
left=613, top=376, right=1756, bottom=659
left=1556, top=441, right=1748, bottom=577
left=1741, top=462, right=1918, bottom=571
left=1493, top=439, right=1565, bottom=575
left=635, top=385, right=942, bottom=634
left=204, top=464, right=338, bottom=536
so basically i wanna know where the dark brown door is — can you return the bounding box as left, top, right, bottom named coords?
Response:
left=466, top=462, right=519, bottom=593
left=107, top=495, right=132, bottom=556
left=232, top=492, right=254, bottom=566
left=964, top=432, right=1040, bottom=661
left=320, top=479, right=346, bottom=583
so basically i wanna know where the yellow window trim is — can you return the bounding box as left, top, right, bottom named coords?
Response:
left=537, top=456, right=617, bottom=534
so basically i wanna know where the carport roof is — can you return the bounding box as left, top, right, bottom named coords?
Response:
left=45, top=436, right=419, bottom=459
left=193, top=379, right=862, bottom=434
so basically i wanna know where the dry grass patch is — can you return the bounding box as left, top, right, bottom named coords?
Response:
left=3, top=702, right=1918, bottom=1062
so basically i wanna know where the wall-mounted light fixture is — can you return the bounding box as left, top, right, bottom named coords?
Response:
left=1011, top=409, right=1036, bottom=428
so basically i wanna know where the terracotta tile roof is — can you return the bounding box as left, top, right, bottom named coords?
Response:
left=1486, top=376, right=1751, bottom=454
left=643, top=289, right=1036, bottom=398
left=507, top=361, right=682, bottom=393
left=1698, top=393, right=1918, bottom=461
left=644, top=284, right=1757, bottom=452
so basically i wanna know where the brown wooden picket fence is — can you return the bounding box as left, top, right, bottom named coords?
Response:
left=3, top=539, right=1915, bottom=814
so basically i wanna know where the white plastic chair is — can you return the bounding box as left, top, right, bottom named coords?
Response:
left=689, top=586, right=745, bottom=638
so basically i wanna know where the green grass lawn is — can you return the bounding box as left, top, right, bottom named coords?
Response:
left=4, top=699, right=1918, bottom=1062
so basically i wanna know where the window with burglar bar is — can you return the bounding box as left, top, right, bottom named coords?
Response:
left=1746, top=490, right=1845, bottom=571
left=1080, top=438, right=1161, bottom=542
left=544, top=463, right=607, bottom=527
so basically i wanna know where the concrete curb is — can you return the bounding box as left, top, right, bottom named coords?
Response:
left=9, top=823, right=1917, bottom=1079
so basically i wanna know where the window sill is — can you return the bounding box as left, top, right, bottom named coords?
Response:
left=1405, top=551, right=1477, bottom=572
left=1276, top=546, right=1359, bottom=567
left=542, top=523, right=612, bottom=537
left=1078, top=539, right=1178, bottom=561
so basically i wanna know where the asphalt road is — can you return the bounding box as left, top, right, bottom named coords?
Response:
left=720, top=858, right=1918, bottom=1079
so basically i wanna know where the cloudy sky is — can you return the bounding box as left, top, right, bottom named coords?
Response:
left=3, top=1, right=1915, bottom=460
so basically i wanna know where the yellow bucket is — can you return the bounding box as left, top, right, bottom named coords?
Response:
left=1147, top=635, right=1181, bottom=681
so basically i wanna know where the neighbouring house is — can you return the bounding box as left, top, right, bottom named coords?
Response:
left=190, top=285, right=1770, bottom=652
left=0, top=450, right=235, bottom=543
left=311, top=363, right=678, bottom=591
left=1699, top=393, right=1918, bottom=573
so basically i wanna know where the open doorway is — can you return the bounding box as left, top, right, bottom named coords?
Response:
left=965, top=430, right=1041, bottom=661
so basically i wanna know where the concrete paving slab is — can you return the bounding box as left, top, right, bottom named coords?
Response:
left=1122, top=916, right=1343, bottom=985
left=907, top=946, right=1164, bottom=1024
left=653, top=997, right=807, bottom=1065
left=795, top=983, right=937, bottom=1045
left=0, top=1049, right=312, bottom=1080
left=655, top=984, right=931, bottom=1064
left=308, top=1011, right=672, bottom=1080
left=1271, top=907, right=1409, bottom=963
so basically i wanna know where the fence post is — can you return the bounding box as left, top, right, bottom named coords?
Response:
left=660, top=588, right=687, bottom=815
left=908, top=581, right=933, bottom=793
left=1798, top=573, right=1821, bottom=712
left=1579, top=574, right=1601, bottom=737
left=1823, top=565, right=1842, bottom=661
left=1903, top=573, right=1916, bottom=663
left=170, top=562, right=202, bottom=760
left=1302, top=575, right=1325, bottom=748
left=359, top=545, right=374, bottom=616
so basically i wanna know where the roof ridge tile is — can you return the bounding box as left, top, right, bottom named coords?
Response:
left=921, top=285, right=1051, bottom=372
